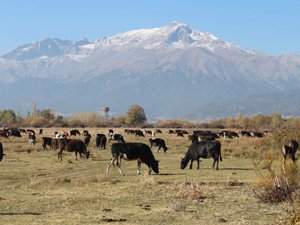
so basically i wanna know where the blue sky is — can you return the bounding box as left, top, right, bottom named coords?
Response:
left=0, top=0, right=299, bottom=55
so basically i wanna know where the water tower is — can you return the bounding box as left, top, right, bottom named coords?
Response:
left=103, top=106, right=110, bottom=120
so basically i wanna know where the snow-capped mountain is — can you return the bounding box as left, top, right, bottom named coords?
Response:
left=0, top=22, right=300, bottom=119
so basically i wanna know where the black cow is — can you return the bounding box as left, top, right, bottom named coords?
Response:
left=39, top=129, right=43, bottom=135
left=70, top=129, right=81, bottom=136
left=106, top=142, right=159, bottom=175
left=96, top=134, right=107, bottom=149
left=282, top=139, right=298, bottom=162
left=42, top=137, right=58, bottom=150
left=134, top=130, right=145, bottom=137
left=181, top=140, right=222, bottom=170
left=0, top=142, right=5, bottom=161
left=149, top=138, right=168, bottom=153
left=58, top=138, right=90, bottom=160
left=42, top=137, right=52, bottom=150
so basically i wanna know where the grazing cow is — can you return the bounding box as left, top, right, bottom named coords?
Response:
left=96, top=134, right=107, bottom=149
left=42, top=137, right=58, bottom=150
left=181, top=140, right=222, bottom=170
left=106, top=142, right=159, bottom=175
left=0, top=142, right=5, bottom=161
left=282, top=139, right=298, bottom=163
left=70, top=129, right=81, bottom=136
left=177, top=132, right=184, bottom=137
left=58, top=138, right=90, bottom=160
left=168, top=130, right=175, bottom=134
left=28, top=134, right=37, bottom=145
left=109, top=134, right=125, bottom=143
left=134, top=130, right=145, bottom=137
left=0, top=130, right=9, bottom=138
left=155, top=129, right=162, bottom=134
left=149, top=138, right=168, bottom=153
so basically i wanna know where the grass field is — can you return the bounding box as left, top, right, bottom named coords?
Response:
left=0, top=128, right=297, bottom=225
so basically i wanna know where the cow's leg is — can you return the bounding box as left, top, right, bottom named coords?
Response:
left=158, top=146, right=161, bottom=154
left=114, top=155, right=124, bottom=175
left=137, top=160, right=142, bottom=175
left=197, top=158, right=200, bottom=169
left=58, top=150, right=63, bottom=161
left=189, top=159, right=193, bottom=169
left=106, top=157, right=115, bottom=175
left=213, top=157, right=219, bottom=170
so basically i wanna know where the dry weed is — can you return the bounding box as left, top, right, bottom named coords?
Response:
left=173, top=181, right=207, bottom=202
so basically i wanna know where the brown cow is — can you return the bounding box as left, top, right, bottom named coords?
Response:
left=58, top=138, right=90, bottom=160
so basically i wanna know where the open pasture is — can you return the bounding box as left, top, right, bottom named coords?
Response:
left=0, top=127, right=295, bottom=224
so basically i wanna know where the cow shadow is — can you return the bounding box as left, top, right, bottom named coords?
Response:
left=219, top=167, right=253, bottom=171
left=156, top=173, right=185, bottom=176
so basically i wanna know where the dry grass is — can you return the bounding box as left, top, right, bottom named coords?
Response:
left=0, top=127, right=298, bottom=224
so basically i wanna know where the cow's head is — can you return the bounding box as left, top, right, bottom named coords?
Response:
left=151, top=160, right=159, bottom=174
left=180, top=157, right=189, bottom=169
left=85, top=151, right=90, bottom=159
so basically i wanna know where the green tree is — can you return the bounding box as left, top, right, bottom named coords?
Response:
left=125, top=104, right=147, bottom=126
left=0, top=109, right=16, bottom=124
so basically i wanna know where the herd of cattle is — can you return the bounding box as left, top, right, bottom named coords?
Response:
left=0, top=127, right=298, bottom=175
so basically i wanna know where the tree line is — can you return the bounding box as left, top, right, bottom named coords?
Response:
left=1, top=106, right=300, bottom=130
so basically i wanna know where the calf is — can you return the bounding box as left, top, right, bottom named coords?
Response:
left=58, top=138, right=90, bottom=160
left=149, top=138, right=168, bottom=153
left=0, top=142, right=5, bottom=161
left=106, top=142, right=159, bottom=176
left=282, top=139, right=298, bottom=163
left=181, top=140, right=222, bottom=170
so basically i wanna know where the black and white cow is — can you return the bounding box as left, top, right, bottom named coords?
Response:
left=149, top=138, right=168, bottom=153
left=70, top=129, right=81, bottom=136
left=109, top=134, right=125, bottom=143
left=106, top=142, right=159, bottom=176
left=282, top=139, right=298, bottom=163
left=28, top=134, right=37, bottom=145
left=181, top=140, right=222, bottom=170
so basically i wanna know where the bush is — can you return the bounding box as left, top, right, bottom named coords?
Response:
left=253, top=159, right=300, bottom=204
